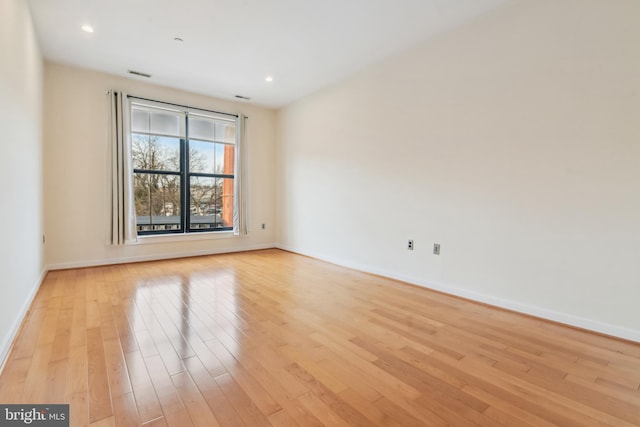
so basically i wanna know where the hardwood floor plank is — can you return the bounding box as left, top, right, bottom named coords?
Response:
left=144, top=354, right=194, bottom=427
left=44, top=358, right=68, bottom=402
left=596, top=374, right=640, bottom=393
left=89, top=416, right=116, bottom=427
left=50, top=306, right=73, bottom=362
left=87, top=327, right=113, bottom=423
left=213, top=372, right=271, bottom=427
left=8, top=306, right=44, bottom=360
left=112, top=392, right=141, bottom=427
left=181, top=356, right=245, bottom=427
left=285, top=362, right=377, bottom=427
left=141, top=417, right=169, bottom=427
left=21, top=343, right=54, bottom=403
left=66, top=344, right=89, bottom=427
left=0, top=357, right=31, bottom=403
left=103, top=338, right=133, bottom=398
left=124, top=350, right=163, bottom=424
left=266, top=409, right=300, bottom=427
left=373, top=396, right=436, bottom=427
left=335, top=388, right=402, bottom=427
left=69, top=276, right=88, bottom=349
left=294, top=391, right=352, bottom=427
left=171, top=371, right=222, bottom=427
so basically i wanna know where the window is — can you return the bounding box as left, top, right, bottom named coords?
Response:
left=130, top=100, right=237, bottom=235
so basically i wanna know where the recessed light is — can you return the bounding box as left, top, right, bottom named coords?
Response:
left=265, top=76, right=273, bottom=83
left=174, top=37, right=184, bottom=42
left=81, top=25, right=94, bottom=33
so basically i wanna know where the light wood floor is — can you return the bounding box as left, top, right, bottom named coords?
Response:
left=0, top=249, right=639, bottom=426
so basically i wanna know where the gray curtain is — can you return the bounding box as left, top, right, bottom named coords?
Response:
left=233, top=114, right=249, bottom=235
left=109, top=91, right=137, bottom=244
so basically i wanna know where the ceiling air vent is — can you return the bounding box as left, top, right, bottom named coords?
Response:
left=235, top=95, right=251, bottom=100
left=128, top=70, right=151, bottom=78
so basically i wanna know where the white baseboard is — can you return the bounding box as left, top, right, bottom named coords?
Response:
left=0, top=268, right=48, bottom=372
left=276, top=244, right=640, bottom=343
left=47, top=243, right=277, bottom=271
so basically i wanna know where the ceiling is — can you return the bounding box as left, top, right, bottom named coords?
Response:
left=27, top=0, right=509, bottom=108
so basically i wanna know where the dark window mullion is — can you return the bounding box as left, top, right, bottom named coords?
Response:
left=214, top=177, right=220, bottom=228
left=189, top=172, right=235, bottom=179
left=145, top=172, right=152, bottom=230
left=133, top=169, right=180, bottom=176
left=183, top=114, right=190, bottom=232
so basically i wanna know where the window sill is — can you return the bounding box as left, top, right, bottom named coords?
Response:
left=134, top=230, right=235, bottom=245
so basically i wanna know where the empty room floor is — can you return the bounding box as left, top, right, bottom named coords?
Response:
left=0, top=249, right=639, bottom=426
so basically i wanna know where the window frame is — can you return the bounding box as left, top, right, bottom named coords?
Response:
left=130, top=98, right=237, bottom=236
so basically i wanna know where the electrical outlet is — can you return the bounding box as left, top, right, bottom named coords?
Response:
left=261, top=223, right=266, bottom=230
left=407, top=239, right=414, bottom=250
left=42, top=234, right=45, bottom=244
left=433, top=243, right=440, bottom=255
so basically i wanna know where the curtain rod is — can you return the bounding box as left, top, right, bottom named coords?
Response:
left=127, top=95, right=243, bottom=119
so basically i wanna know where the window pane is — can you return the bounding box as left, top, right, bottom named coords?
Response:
left=188, top=115, right=235, bottom=143
left=131, top=109, right=150, bottom=133
left=151, top=110, right=184, bottom=137
left=215, top=121, right=235, bottom=144
left=134, top=173, right=181, bottom=232
left=131, top=106, right=185, bottom=137
left=189, top=140, right=234, bottom=175
left=189, top=116, right=215, bottom=141
left=132, top=134, right=180, bottom=172
left=190, top=177, right=234, bottom=230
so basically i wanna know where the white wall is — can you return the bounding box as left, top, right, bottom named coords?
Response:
left=44, top=63, right=277, bottom=268
left=277, top=0, right=640, bottom=341
left=0, top=0, right=44, bottom=363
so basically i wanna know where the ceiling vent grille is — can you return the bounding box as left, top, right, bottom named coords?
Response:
left=128, top=70, right=151, bottom=78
